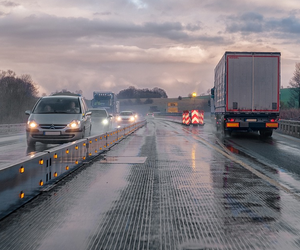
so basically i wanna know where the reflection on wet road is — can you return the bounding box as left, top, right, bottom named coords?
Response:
left=1, top=119, right=300, bottom=249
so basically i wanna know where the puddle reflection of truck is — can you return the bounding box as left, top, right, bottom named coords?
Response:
left=211, top=52, right=280, bottom=137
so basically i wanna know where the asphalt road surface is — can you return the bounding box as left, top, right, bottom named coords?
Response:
left=1, top=118, right=300, bottom=249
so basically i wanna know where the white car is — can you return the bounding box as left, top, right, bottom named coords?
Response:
left=116, top=111, right=136, bottom=126
left=90, top=108, right=113, bottom=133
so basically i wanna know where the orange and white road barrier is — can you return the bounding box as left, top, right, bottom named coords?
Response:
left=191, top=110, right=199, bottom=125
left=185, top=111, right=191, bottom=125
left=199, top=110, right=204, bottom=125
left=182, top=111, right=186, bottom=124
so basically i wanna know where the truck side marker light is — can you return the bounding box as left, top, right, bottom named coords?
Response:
left=66, top=149, right=69, bottom=154
left=100, top=147, right=102, bottom=150
left=83, top=143, right=86, bottom=147
left=66, top=166, right=69, bottom=170
left=39, top=159, right=44, bottom=165
left=95, top=150, right=97, bottom=153
left=89, top=140, right=92, bottom=144
left=54, top=172, right=58, bottom=177
left=75, top=146, right=79, bottom=150
left=54, top=154, right=58, bottom=159
left=100, top=137, right=102, bottom=139
left=19, top=191, right=25, bottom=199
left=95, top=138, right=98, bottom=142
left=39, top=180, right=44, bottom=186
left=75, top=160, right=79, bottom=164
left=82, top=156, right=86, bottom=160
left=19, top=166, right=25, bottom=173
left=89, top=153, right=92, bottom=156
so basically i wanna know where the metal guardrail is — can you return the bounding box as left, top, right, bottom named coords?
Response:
left=0, top=120, right=146, bottom=220
left=278, top=119, right=300, bottom=138
left=0, top=123, right=26, bottom=134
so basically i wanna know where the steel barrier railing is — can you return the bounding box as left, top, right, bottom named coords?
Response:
left=0, top=120, right=146, bottom=220
left=0, top=123, right=26, bottom=134
left=278, top=119, right=300, bottom=138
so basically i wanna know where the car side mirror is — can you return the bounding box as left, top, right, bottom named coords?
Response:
left=25, top=110, right=31, bottom=115
left=86, top=111, right=92, bottom=116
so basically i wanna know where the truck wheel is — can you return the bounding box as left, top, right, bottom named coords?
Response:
left=259, top=130, right=273, bottom=137
left=225, top=130, right=232, bottom=136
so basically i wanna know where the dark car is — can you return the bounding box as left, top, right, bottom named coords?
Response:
left=25, top=94, right=92, bottom=147
left=90, top=108, right=112, bottom=133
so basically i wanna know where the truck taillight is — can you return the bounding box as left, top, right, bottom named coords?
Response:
left=270, top=119, right=276, bottom=122
left=228, top=118, right=235, bottom=122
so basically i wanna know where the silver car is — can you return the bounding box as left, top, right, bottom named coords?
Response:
left=25, top=94, right=92, bottom=147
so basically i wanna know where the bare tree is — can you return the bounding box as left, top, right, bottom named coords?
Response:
left=0, top=70, right=39, bottom=123
left=289, top=62, right=300, bottom=108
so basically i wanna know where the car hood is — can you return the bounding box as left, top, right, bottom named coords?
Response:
left=28, top=114, right=83, bottom=124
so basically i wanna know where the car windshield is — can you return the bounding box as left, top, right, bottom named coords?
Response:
left=91, top=110, right=107, bottom=117
left=33, top=97, right=81, bottom=114
left=120, top=111, right=133, bottom=116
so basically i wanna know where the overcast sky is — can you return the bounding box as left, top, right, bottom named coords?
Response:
left=0, top=0, right=300, bottom=99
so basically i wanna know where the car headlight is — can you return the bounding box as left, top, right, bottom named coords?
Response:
left=67, top=120, right=81, bottom=129
left=117, top=116, right=121, bottom=121
left=102, top=119, right=108, bottom=125
left=130, top=116, right=135, bottom=121
left=27, top=120, right=38, bottom=129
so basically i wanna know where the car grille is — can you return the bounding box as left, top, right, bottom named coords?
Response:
left=39, top=124, right=67, bottom=129
left=32, top=135, right=74, bottom=139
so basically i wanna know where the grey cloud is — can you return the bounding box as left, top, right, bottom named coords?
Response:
left=226, top=12, right=300, bottom=37
left=185, top=23, right=202, bottom=31
left=267, top=16, right=300, bottom=34
left=0, top=1, right=19, bottom=7
left=0, top=14, right=221, bottom=44
left=93, top=12, right=112, bottom=16
left=226, top=12, right=264, bottom=33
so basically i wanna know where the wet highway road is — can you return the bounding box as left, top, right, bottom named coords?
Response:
left=1, top=118, right=300, bottom=249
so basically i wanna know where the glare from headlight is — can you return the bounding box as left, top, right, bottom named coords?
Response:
left=28, top=120, right=38, bottom=128
left=102, top=119, right=108, bottom=125
left=130, top=116, right=135, bottom=121
left=68, top=120, right=81, bottom=129
left=117, top=116, right=121, bottom=121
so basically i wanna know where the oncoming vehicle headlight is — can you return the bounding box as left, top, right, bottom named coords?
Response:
left=102, top=119, right=108, bottom=125
left=117, top=116, right=121, bottom=121
left=27, top=120, right=38, bottom=129
left=130, top=116, right=135, bottom=122
left=67, top=120, right=81, bottom=129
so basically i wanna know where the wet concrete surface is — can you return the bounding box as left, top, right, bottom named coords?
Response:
left=1, top=119, right=300, bottom=249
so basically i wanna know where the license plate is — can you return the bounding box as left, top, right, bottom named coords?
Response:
left=44, top=131, right=61, bottom=135
left=246, top=119, right=257, bottom=122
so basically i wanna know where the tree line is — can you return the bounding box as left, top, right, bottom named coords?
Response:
left=0, top=70, right=38, bottom=124
left=116, top=86, right=168, bottom=99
